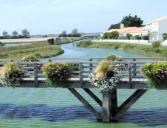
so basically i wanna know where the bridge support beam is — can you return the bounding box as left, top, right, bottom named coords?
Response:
left=68, top=88, right=102, bottom=121
left=102, top=88, right=118, bottom=122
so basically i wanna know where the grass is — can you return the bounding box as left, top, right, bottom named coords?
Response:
left=0, top=42, right=63, bottom=59
left=61, top=37, right=86, bottom=44
left=1, top=40, right=47, bottom=44
left=77, top=41, right=167, bottom=57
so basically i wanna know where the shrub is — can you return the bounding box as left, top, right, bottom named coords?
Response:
left=110, top=31, right=119, bottom=39
left=102, top=31, right=119, bottom=39
left=0, top=62, right=24, bottom=87
left=118, top=36, right=127, bottom=40
left=77, top=40, right=92, bottom=47
left=123, top=44, right=134, bottom=50
left=42, top=62, right=76, bottom=86
left=126, top=34, right=132, bottom=40
left=142, top=62, right=167, bottom=89
left=22, top=53, right=40, bottom=62
left=94, top=60, right=113, bottom=79
left=152, top=41, right=161, bottom=48
left=106, top=54, right=122, bottom=61
left=163, top=33, right=167, bottom=40
left=0, top=42, right=4, bottom=46
left=142, top=35, right=149, bottom=40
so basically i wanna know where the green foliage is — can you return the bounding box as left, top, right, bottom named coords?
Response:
left=142, top=62, right=167, bottom=89
left=126, top=34, right=132, bottom=40
left=0, top=42, right=63, bottom=59
left=118, top=36, right=128, bottom=40
left=12, top=31, right=19, bottom=37
left=163, top=33, right=167, bottom=40
left=142, top=35, right=149, bottom=40
left=152, top=41, right=161, bottom=48
left=0, top=62, right=25, bottom=87
left=22, top=29, right=30, bottom=37
left=77, top=41, right=167, bottom=57
left=130, top=35, right=141, bottom=40
left=42, top=62, right=76, bottom=86
left=22, top=53, right=40, bottom=61
left=123, top=44, right=134, bottom=50
left=102, top=31, right=119, bottom=39
left=106, top=54, right=122, bottom=61
left=0, top=42, right=4, bottom=46
left=108, top=23, right=120, bottom=30
left=94, top=60, right=113, bottom=79
left=2, top=31, right=9, bottom=37
left=121, top=14, right=143, bottom=27
left=77, top=40, right=93, bottom=47
left=102, top=32, right=111, bottom=39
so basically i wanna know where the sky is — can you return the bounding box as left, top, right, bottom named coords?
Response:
left=0, top=0, right=167, bottom=35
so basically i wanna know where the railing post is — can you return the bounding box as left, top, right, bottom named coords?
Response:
left=34, top=63, right=38, bottom=86
left=133, top=59, right=137, bottom=77
left=79, top=63, right=83, bottom=87
left=128, top=63, right=132, bottom=88
left=89, top=58, right=93, bottom=72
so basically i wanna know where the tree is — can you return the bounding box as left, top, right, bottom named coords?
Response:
left=163, top=33, right=167, bottom=40
left=2, top=31, right=9, bottom=37
left=72, top=29, right=78, bottom=35
left=22, top=29, right=30, bottom=37
left=121, top=14, right=143, bottom=27
left=62, top=30, right=67, bottom=35
left=108, top=23, right=120, bottom=30
left=12, top=30, right=19, bottom=37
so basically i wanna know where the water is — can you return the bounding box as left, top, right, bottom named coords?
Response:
left=4, top=43, right=30, bottom=47
left=0, top=41, right=167, bottom=128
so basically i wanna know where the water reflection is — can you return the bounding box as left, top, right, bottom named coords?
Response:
left=0, top=104, right=167, bottom=126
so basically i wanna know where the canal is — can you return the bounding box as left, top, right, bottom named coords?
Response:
left=0, top=40, right=166, bottom=128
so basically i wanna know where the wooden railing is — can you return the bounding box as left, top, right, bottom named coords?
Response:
left=0, top=58, right=167, bottom=88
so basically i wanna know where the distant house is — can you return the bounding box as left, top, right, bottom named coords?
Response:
left=143, top=16, right=167, bottom=41
left=102, top=16, right=167, bottom=41
left=102, top=24, right=143, bottom=37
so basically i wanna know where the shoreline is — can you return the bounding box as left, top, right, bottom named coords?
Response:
left=77, top=40, right=167, bottom=57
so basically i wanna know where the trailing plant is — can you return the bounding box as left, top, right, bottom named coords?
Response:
left=142, top=62, right=167, bottom=89
left=42, top=62, right=76, bottom=87
left=0, top=62, right=25, bottom=87
left=89, top=60, right=125, bottom=91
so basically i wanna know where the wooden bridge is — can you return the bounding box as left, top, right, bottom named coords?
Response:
left=0, top=57, right=166, bottom=122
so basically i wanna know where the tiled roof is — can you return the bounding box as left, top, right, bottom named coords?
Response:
left=147, top=16, right=167, bottom=24
left=106, top=27, right=143, bottom=34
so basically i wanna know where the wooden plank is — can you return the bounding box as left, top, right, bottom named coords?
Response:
left=113, top=89, right=147, bottom=120
left=83, top=88, right=102, bottom=107
left=68, top=88, right=102, bottom=121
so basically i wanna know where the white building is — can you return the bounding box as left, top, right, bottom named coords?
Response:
left=143, top=16, right=167, bottom=41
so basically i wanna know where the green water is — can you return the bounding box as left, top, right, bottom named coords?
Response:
left=0, top=41, right=167, bottom=128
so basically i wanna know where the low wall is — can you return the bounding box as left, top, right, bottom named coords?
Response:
left=92, top=39, right=150, bottom=45
left=162, top=40, right=167, bottom=46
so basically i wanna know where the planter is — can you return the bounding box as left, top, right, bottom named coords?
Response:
left=42, top=62, right=77, bottom=87
left=0, top=63, right=25, bottom=87
left=142, top=62, right=167, bottom=89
